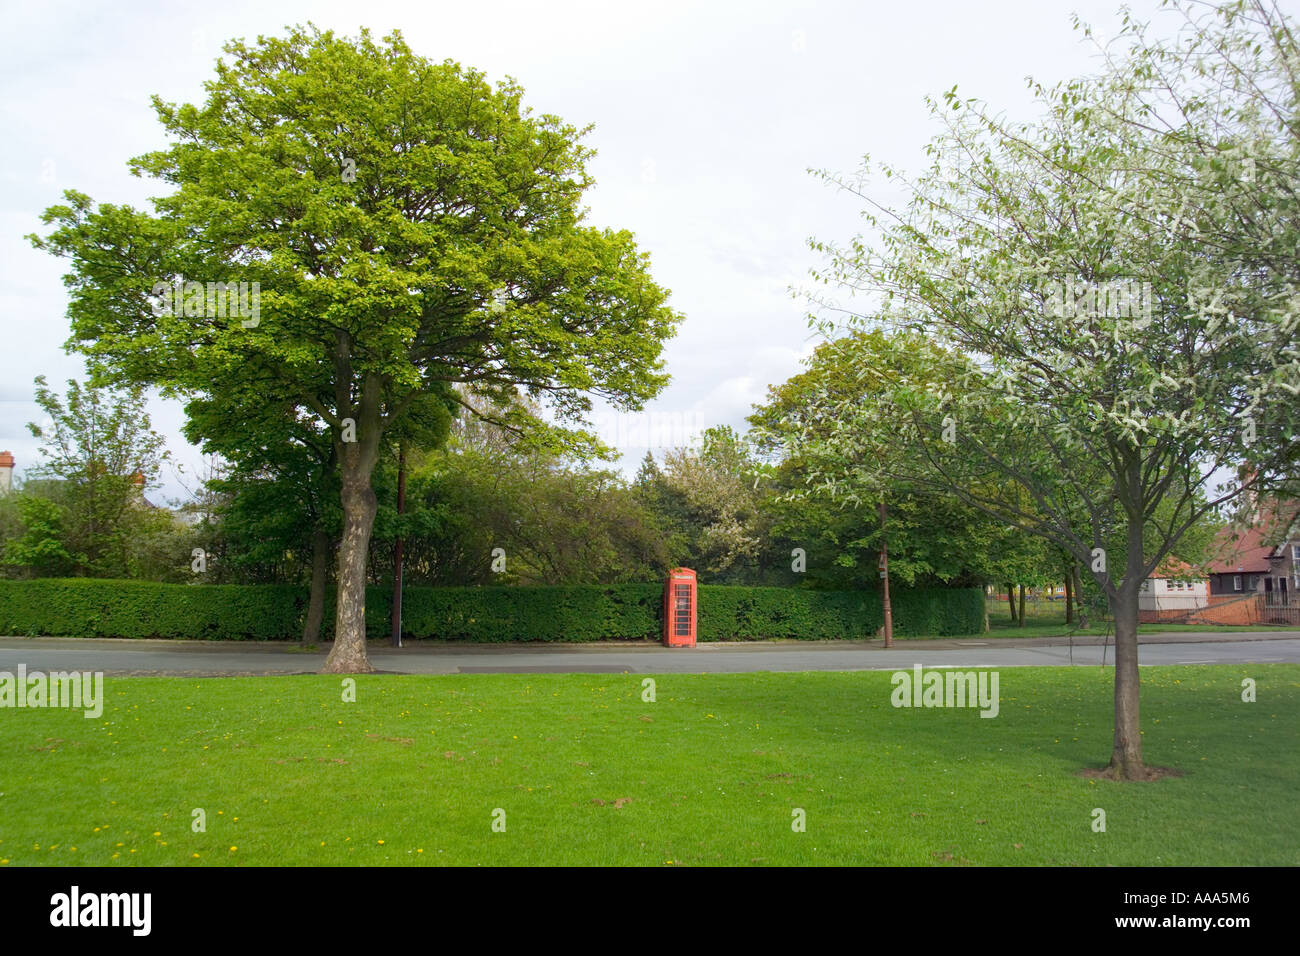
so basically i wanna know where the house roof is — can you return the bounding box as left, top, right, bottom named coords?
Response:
left=1207, top=525, right=1274, bottom=574
left=1149, top=556, right=1198, bottom=579
left=1208, top=500, right=1300, bottom=574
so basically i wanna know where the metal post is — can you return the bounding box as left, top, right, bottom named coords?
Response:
left=391, top=441, right=406, bottom=648
left=880, top=500, right=893, bottom=648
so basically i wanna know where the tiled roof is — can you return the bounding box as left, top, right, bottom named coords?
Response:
left=1207, top=525, right=1274, bottom=574
left=1207, top=501, right=1300, bottom=574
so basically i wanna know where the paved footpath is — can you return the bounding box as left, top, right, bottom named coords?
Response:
left=0, top=632, right=1297, bottom=676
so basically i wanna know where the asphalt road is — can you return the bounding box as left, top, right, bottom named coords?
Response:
left=0, top=632, right=1297, bottom=676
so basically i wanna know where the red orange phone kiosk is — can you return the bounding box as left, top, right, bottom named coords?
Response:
left=664, top=568, right=697, bottom=647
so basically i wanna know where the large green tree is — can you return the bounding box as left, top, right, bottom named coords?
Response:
left=31, top=25, right=680, bottom=671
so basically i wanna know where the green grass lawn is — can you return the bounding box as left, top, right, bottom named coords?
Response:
left=981, top=599, right=1297, bottom=639
left=2, top=666, right=1296, bottom=866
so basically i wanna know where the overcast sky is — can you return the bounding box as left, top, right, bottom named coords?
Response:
left=0, top=0, right=1180, bottom=504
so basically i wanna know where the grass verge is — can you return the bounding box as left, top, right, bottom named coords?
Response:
left=1, top=666, right=1296, bottom=866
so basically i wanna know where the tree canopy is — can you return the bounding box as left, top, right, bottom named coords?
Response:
left=786, top=0, right=1300, bottom=778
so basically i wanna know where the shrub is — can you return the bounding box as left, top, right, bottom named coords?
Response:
left=0, top=579, right=985, bottom=641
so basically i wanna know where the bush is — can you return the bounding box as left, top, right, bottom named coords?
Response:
left=697, top=585, right=985, bottom=639
left=0, top=579, right=985, bottom=641
left=0, top=578, right=306, bottom=640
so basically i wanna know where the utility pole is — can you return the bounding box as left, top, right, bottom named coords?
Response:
left=879, top=500, right=893, bottom=648
left=391, top=440, right=406, bottom=648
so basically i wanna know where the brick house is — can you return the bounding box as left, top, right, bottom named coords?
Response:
left=1197, top=500, right=1300, bottom=625
left=1207, top=523, right=1276, bottom=598
left=1208, top=503, right=1299, bottom=600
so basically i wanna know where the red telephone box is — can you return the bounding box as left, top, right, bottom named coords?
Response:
left=664, top=568, right=697, bottom=647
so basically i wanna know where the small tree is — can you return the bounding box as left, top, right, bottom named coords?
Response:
left=792, top=2, right=1300, bottom=779
left=2, top=496, right=76, bottom=577
left=751, top=330, right=1060, bottom=593
left=23, top=375, right=171, bottom=578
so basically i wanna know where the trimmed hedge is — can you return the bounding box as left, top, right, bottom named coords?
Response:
left=0, top=579, right=985, bottom=641
left=0, top=578, right=307, bottom=641
left=698, top=585, right=985, bottom=640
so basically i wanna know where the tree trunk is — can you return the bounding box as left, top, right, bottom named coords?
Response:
left=1107, top=498, right=1148, bottom=780
left=1006, top=583, right=1017, bottom=622
left=1072, top=565, right=1087, bottom=627
left=322, top=382, right=382, bottom=674
left=302, top=527, right=330, bottom=644
left=1064, top=565, right=1074, bottom=625
left=1017, top=583, right=1026, bottom=627
left=1108, top=586, right=1144, bottom=778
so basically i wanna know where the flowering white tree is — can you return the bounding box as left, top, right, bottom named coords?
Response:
left=789, top=0, right=1300, bottom=779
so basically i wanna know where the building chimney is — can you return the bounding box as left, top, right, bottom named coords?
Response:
left=0, top=451, right=13, bottom=495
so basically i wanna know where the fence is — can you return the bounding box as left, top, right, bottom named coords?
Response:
left=1258, top=594, right=1300, bottom=626
left=1140, top=592, right=1300, bottom=627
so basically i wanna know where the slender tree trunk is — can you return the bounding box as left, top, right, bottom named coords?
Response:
left=1017, top=583, right=1026, bottom=627
left=1072, top=565, right=1087, bottom=627
left=1064, top=565, right=1074, bottom=625
left=1107, top=489, right=1148, bottom=780
left=1006, top=583, right=1017, bottom=622
left=391, top=441, right=406, bottom=648
left=1109, top=586, right=1144, bottom=778
left=302, top=527, right=330, bottom=644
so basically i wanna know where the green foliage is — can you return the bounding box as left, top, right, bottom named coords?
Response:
left=698, top=585, right=985, bottom=639
left=0, top=579, right=985, bottom=640
left=368, top=426, right=671, bottom=587
left=649, top=427, right=772, bottom=582
left=1, top=495, right=76, bottom=577
left=21, top=376, right=173, bottom=578
left=0, top=579, right=307, bottom=640
left=750, top=330, right=1057, bottom=589
left=30, top=25, right=683, bottom=665
left=792, top=4, right=1300, bottom=607
left=389, top=584, right=662, bottom=642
